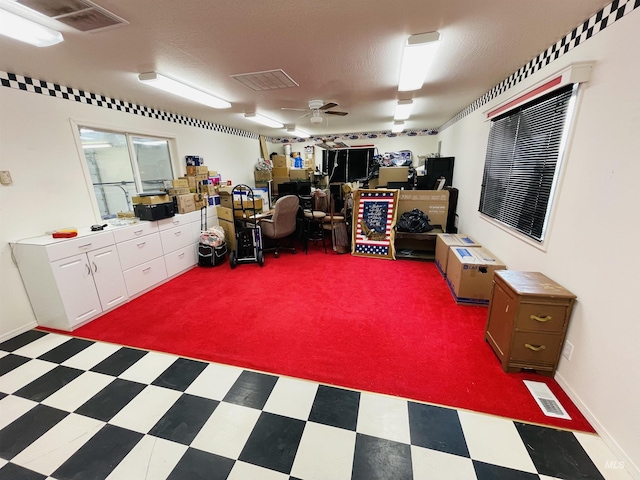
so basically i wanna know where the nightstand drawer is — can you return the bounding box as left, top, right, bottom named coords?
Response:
left=510, top=332, right=563, bottom=365
left=515, top=303, right=568, bottom=333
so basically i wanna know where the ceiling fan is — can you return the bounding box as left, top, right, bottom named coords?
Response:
left=282, top=99, right=348, bottom=123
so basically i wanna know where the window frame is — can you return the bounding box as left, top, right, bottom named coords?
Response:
left=478, top=77, right=582, bottom=248
left=71, top=119, right=177, bottom=221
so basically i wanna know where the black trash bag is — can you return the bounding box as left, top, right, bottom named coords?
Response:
left=397, top=208, right=433, bottom=233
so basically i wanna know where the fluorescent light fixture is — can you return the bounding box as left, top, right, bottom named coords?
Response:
left=138, top=72, right=231, bottom=109
left=391, top=121, right=404, bottom=133
left=394, top=99, right=414, bottom=120
left=244, top=113, right=284, bottom=128
left=398, top=31, right=440, bottom=92
left=286, top=127, right=310, bottom=138
left=0, top=8, right=63, bottom=47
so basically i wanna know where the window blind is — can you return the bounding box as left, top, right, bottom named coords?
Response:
left=479, top=84, right=575, bottom=241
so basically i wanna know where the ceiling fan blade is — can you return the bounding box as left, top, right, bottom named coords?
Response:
left=281, top=107, right=308, bottom=111
left=320, top=102, right=339, bottom=111
left=298, top=112, right=312, bottom=119
left=325, top=111, right=348, bottom=116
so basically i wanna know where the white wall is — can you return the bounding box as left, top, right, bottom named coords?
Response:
left=438, top=12, right=639, bottom=475
left=0, top=87, right=259, bottom=340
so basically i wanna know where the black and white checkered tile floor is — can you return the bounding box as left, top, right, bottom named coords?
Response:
left=0, top=330, right=628, bottom=480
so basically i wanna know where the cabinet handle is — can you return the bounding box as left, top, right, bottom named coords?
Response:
left=172, top=220, right=180, bottom=225
left=77, top=243, right=92, bottom=249
left=137, top=242, right=146, bottom=248
left=178, top=253, right=185, bottom=258
left=142, top=267, right=151, bottom=273
left=174, top=231, right=181, bottom=236
left=530, top=314, right=552, bottom=322
left=92, top=262, right=97, bottom=273
left=85, top=263, right=91, bottom=275
left=134, top=230, right=143, bottom=235
left=524, top=343, right=546, bottom=352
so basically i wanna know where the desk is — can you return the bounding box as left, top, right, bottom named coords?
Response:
left=394, top=225, right=444, bottom=260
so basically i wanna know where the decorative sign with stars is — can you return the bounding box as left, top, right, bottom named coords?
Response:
left=351, top=189, right=399, bottom=260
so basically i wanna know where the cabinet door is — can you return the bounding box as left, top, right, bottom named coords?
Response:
left=485, top=281, right=516, bottom=359
left=88, top=246, right=128, bottom=311
left=51, top=253, right=102, bottom=327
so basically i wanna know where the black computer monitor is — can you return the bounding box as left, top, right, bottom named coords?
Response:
left=277, top=181, right=298, bottom=196
left=296, top=181, right=311, bottom=195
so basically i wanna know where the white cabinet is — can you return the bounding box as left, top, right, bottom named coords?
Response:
left=13, top=231, right=128, bottom=331
left=114, top=222, right=167, bottom=298
left=159, top=211, right=200, bottom=278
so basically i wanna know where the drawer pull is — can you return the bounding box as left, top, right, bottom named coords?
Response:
left=178, top=253, right=185, bottom=258
left=524, top=343, right=546, bottom=352
left=142, top=267, right=151, bottom=273
left=174, top=231, right=182, bottom=236
left=134, top=230, right=143, bottom=235
left=137, top=242, right=146, bottom=248
left=77, top=243, right=92, bottom=249
left=530, top=314, right=552, bottom=322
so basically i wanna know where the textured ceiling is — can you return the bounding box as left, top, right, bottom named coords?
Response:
left=0, top=0, right=613, bottom=137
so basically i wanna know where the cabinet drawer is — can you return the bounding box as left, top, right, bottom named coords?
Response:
left=157, top=211, right=199, bottom=231
left=46, top=231, right=114, bottom=262
left=160, top=225, right=195, bottom=253
left=113, top=221, right=158, bottom=243
left=510, top=332, right=563, bottom=366
left=123, top=256, right=167, bottom=297
left=515, top=303, right=568, bottom=333
left=117, top=233, right=163, bottom=270
left=165, top=245, right=197, bottom=278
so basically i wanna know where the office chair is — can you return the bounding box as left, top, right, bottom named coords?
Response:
left=258, top=195, right=299, bottom=257
left=299, top=190, right=328, bottom=253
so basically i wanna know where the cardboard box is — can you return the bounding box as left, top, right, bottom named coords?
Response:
left=272, top=177, right=290, bottom=193
left=131, top=194, right=171, bottom=205
left=378, top=166, right=409, bottom=186
left=397, top=190, right=449, bottom=229
left=233, top=197, right=262, bottom=211
left=218, top=185, right=234, bottom=195
left=435, top=234, right=481, bottom=277
left=254, top=170, right=273, bottom=182
left=218, top=191, right=232, bottom=209
left=186, top=165, right=197, bottom=176
left=168, top=187, right=190, bottom=196
left=194, top=200, right=206, bottom=210
left=272, top=155, right=289, bottom=168
left=175, top=194, right=196, bottom=214
left=272, top=167, right=290, bottom=178
left=289, top=168, right=312, bottom=180
left=216, top=206, right=235, bottom=251
left=196, top=165, right=208, bottom=175
left=446, top=247, right=506, bottom=305
left=172, top=178, right=189, bottom=189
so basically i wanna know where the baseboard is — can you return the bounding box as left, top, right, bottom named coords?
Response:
left=555, top=372, right=639, bottom=479
left=0, top=321, right=37, bottom=343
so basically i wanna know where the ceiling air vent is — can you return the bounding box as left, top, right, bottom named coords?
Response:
left=231, top=69, right=299, bottom=91
left=16, top=0, right=128, bottom=32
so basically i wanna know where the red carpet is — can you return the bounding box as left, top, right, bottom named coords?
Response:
left=46, top=247, right=593, bottom=432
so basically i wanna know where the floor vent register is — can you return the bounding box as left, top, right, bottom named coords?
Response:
left=523, top=380, right=571, bottom=420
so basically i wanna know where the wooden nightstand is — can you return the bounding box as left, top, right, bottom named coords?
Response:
left=484, top=270, right=576, bottom=376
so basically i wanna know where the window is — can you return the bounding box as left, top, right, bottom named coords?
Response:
left=479, top=84, right=577, bottom=242
left=79, top=128, right=174, bottom=219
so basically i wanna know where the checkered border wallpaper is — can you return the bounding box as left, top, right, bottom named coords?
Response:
left=439, top=0, right=639, bottom=131
left=0, top=71, right=258, bottom=140
left=1, top=0, right=637, bottom=139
